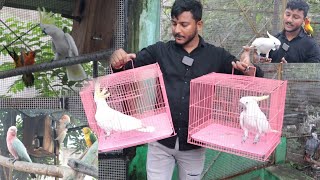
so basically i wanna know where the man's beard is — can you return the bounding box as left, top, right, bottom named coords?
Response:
left=174, top=29, right=198, bottom=47
left=284, top=22, right=301, bottom=33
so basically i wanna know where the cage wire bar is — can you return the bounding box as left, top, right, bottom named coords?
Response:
left=80, top=63, right=175, bottom=153
left=98, top=0, right=130, bottom=179
left=188, top=73, right=287, bottom=161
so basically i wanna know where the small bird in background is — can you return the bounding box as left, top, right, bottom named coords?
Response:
left=6, top=126, right=36, bottom=178
left=94, top=82, right=155, bottom=137
left=82, top=127, right=97, bottom=148
left=250, top=31, right=281, bottom=60
left=3, top=46, right=36, bottom=87
left=304, top=17, right=314, bottom=37
left=3, top=46, right=22, bottom=68
left=239, top=95, right=278, bottom=144
left=55, top=114, right=71, bottom=149
left=21, top=50, right=36, bottom=87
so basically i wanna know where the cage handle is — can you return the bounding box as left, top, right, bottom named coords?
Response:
left=110, top=60, right=135, bottom=73
left=231, top=65, right=256, bottom=77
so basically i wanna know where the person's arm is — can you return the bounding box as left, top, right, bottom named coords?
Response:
left=231, top=46, right=264, bottom=77
left=110, top=43, right=160, bottom=72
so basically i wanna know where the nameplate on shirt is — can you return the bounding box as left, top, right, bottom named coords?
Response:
left=182, top=56, right=194, bottom=66
left=282, top=43, right=289, bottom=51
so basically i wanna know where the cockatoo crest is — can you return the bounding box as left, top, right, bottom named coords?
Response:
left=38, top=7, right=55, bottom=25
left=240, top=95, right=270, bottom=109
left=267, top=31, right=281, bottom=50
left=94, top=82, right=110, bottom=102
left=7, top=126, right=17, bottom=137
left=250, top=31, right=281, bottom=59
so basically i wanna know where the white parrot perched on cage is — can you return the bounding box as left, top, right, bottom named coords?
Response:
left=239, top=95, right=278, bottom=144
left=250, top=31, right=281, bottom=59
left=38, top=8, right=87, bottom=81
left=94, top=82, right=155, bottom=137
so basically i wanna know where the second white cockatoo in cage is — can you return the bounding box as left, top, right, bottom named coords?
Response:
left=239, top=95, right=278, bottom=144
left=94, top=82, right=155, bottom=137
left=250, top=31, right=281, bottom=60
left=38, top=8, right=87, bottom=81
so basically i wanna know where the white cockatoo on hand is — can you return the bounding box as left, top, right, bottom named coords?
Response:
left=239, top=95, right=278, bottom=144
left=94, top=82, right=155, bottom=137
left=250, top=31, right=281, bottom=59
left=38, top=8, right=87, bottom=81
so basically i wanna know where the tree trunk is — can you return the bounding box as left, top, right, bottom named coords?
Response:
left=71, top=0, right=117, bottom=54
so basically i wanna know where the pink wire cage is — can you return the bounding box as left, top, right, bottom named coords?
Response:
left=80, top=63, right=175, bottom=152
left=188, top=72, right=287, bottom=161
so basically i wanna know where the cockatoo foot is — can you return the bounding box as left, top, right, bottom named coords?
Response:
left=253, top=136, right=260, bottom=144
left=242, top=135, right=247, bottom=143
left=9, top=158, right=17, bottom=164
left=104, top=131, right=111, bottom=139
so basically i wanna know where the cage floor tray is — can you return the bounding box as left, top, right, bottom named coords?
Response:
left=99, top=113, right=174, bottom=152
left=191, top=123, right=280, bottom=159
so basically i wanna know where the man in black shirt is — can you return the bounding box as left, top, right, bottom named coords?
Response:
left=110, top=0, right=263, bottom=179
left=264, top=0, right=320, bottom=63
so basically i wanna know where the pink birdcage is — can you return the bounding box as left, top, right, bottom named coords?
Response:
left=188, top=72, right=287, bottom=161
left=80, top=63, right=175, bottom=152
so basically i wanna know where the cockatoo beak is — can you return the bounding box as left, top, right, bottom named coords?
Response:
left=253, top=95, right=269, bottom=102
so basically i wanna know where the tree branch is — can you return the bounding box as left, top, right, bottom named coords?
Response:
left=0, top=155, right=72, bottom=178
left=67, top=159, right=98, bottom=178
left=0, top=141, right=99, bottom=179
left=67, top=141, right=99, bottom=178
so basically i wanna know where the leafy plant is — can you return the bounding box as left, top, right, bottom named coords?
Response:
left=0, top=10, right=95, bottom=179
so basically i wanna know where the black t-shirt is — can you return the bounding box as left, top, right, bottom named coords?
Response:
left=270, top=28, right=320, bottom=63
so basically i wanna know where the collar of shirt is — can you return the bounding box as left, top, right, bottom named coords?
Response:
left=278, top=27, right=307, bottom=41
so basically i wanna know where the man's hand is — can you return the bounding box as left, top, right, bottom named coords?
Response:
left=280, top=57, right=287, bottom=63
left=110, top=48, right=136, bottom=69
left=232, top=46, right=255, bottom=76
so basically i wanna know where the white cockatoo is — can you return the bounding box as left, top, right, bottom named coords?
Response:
left=38, top=8, right=87, bottom=81
left=94, top=82, right=155, bottom=137
left=239, top=95, right=278, bottom=144
left=250, top=31, right=281, bottom=59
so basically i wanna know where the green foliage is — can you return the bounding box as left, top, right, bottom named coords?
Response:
left=0, top=10, right=92, bottom=179
left=0, top=13, right=93, bottom=97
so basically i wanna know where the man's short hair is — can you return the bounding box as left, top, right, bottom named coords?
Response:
left=286, top=0, right=309, bottom=18
left=171, top=0, right=203, bottom=22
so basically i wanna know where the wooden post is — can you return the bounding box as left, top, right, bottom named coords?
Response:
left=272, top=0, right=280, bottom=34
left=71, top=0, right=117, bottom=54
left=280, top=0, right=288, bottom=31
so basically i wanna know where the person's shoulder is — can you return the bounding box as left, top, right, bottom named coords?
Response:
left=143, top=41, right=167, bottom=51
left=152, top=40, right=175, bottom=48
left=301, top=34, right=318, bottom=46
left=205, top=43, right=228, bottom=53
